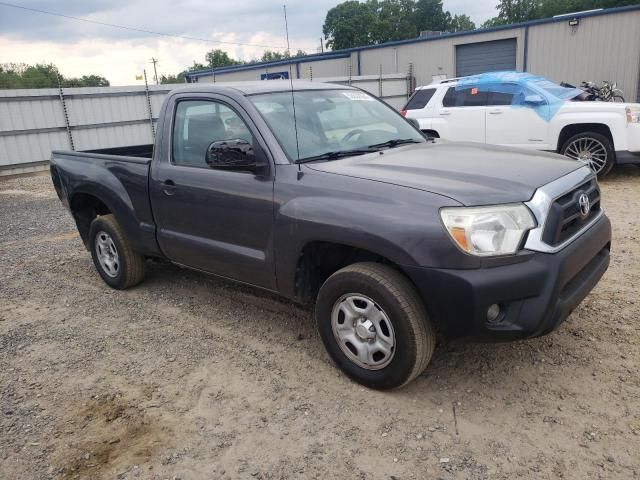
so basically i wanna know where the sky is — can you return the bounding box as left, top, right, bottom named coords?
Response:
left=0, top=0, right=498, bottom=86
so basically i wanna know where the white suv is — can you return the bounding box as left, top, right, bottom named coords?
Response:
left=402, top=72, right=640, bottom=176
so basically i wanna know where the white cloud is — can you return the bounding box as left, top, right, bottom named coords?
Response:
left=0, top=0, right=499, bottom=86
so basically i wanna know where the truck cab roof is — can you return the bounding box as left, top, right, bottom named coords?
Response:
left=171, top=80, right=354, bottom=96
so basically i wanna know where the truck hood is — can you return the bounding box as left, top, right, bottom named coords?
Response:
left=304, top=141, right=582, bottom=205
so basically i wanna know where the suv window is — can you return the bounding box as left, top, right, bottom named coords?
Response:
left=488, top=91, right=514, bottom=106
left=172, top=100, right=254, bottom=167
left=404, top=88, right=435, bottom=110
left=442, top=87, right=488, bottom=107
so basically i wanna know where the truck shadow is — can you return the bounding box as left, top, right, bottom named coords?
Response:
left=141, top=258, right=595, bottom=395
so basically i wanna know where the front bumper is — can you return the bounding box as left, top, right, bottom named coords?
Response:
left=404, top=214, right=611, bottom=341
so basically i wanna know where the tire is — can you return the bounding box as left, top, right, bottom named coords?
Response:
left=560, top=131, right=615, bottom=177
left=315, top=262, right=436, bottom=390
left=611, top=95, right=624, bottom=103
left=89, top=214, right=145, bottom=290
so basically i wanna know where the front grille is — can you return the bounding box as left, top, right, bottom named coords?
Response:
left=542, top=179, right=601, bottom=246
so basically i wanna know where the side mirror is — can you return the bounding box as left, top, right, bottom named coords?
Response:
left=206, top=139, right=256, bottom=172
left=524, top=94, right=545, bottom=105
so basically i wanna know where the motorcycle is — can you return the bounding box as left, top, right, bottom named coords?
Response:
left=561, top=80, right=625, bottom=102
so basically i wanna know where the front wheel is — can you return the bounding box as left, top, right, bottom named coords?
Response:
left=560, top=131, right=615, bottom=177
left=315, top=262, right=436, bottom=390
left=89, top=214, right=146, bottom=289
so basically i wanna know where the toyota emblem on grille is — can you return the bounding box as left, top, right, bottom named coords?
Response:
left=578, top=193, right=590, bottom=218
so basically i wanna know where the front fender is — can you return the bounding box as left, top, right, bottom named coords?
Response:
left=273, top=166, right=472, bottom=298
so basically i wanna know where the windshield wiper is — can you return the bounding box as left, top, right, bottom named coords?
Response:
left=295, top=148, right=378, bottom=164
left=367, top=138, right=423, bottom=149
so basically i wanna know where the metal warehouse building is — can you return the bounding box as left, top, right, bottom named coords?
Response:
left=185, top=5, right=640, bottom=103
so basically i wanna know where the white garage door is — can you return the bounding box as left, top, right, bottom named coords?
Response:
left=456, top=39, right=517, bottom=77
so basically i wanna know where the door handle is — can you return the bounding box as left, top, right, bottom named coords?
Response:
left=161, top=179, right=176, bottom=196
left=488, top=110, right=503, bottom=115
left=439, top=110, right=451, bottom=116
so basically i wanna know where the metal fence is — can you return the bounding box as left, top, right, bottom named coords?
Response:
left=0, top=73, right=412, bottom=173
left=0, top=84, right=179, bottom=172
left=308, top=72, right=412, bottom=110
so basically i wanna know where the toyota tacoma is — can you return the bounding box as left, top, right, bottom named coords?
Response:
left=50, top=81, right=611, bottom=389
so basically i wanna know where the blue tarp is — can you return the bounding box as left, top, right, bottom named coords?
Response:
left=455, top=71, right=583, bottom=122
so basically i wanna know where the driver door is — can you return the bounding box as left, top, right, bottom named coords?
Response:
left=150, top=96, right=276, bottom=289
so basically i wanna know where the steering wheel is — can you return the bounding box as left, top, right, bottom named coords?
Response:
left=342, top=129, right=364, bottom=142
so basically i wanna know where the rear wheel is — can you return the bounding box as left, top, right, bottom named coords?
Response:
left=315, top=262, right=436, bottom=390
left=89, top=214, right=145, bottom=289
left=560, top=131, right=614, bottom=177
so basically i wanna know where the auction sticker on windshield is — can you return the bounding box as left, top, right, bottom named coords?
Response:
left=342, top=91, right=374, bottom=101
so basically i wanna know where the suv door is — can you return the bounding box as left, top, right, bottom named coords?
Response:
left=435, top=86, right=487, bottom=143
left=485, top=90, right=551, bottom=149
left=150, top=95, right=276, bottom=289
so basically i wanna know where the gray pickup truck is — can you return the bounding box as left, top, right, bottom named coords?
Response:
left=50, top=81, right=611, bottom=389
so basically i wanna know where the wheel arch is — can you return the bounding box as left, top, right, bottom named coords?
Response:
left=556, top=123, right=614, bottom=152
left=69, top=191, right=114, bottom=249
left=292, top=241, right=418, bottom=305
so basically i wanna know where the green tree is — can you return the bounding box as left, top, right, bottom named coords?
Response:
left=160, top=73, right=186, bottom=84
left=537, top=0, right=640, bottom=18
left=323, top=1, right=377, bottom=49
left=204, top=49, right=241, bottom=69
left=486, top=0, right=541, bottom=25
left=448, top=13, right=475, bottom=31
left=323, top=0, right=476, bottom=50
left=63, top=75, right=110, bottom=87
left=261, top=49, right=307, bottom=62
left=414, top=0, right=454, bottom=32
left=0, top=63, right=109, bottom=89
left=370, top=0, right=418, bottom=43
left=482, top=0, right=640, bottom=26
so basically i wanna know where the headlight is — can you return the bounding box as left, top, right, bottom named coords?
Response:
left=627, top=107, right=640, bottom=124
left=440, top=204, right=536, bottom=256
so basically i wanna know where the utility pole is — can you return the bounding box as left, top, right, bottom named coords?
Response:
left=150, top=57, right=159, bottom=85
left=320, top=37, right=324, bottom=53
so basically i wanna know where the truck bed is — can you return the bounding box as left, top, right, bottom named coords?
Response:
left=50, top=145, right=158, bottom=257
left=84, top=144, right=154, bottom=159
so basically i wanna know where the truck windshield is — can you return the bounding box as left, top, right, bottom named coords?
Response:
left=249, top=89, right=425, bottom=162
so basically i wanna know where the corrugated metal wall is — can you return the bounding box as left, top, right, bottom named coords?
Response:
left=299, top=57, right=352, bottom=78
left=527, top=10, right=640, bottom=101
left=0, top=85, right=176, bottom=168
left=358, top=28, right=526, bottom=87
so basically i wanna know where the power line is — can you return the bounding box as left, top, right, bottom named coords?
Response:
left=0, top=1, right=289, bottom=50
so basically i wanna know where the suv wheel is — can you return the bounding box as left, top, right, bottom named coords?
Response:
left=89, top=214, right=146, bottom=289
left=315, top=262, right=436, bottom=390
left=560, top=132, right=614, bottom=177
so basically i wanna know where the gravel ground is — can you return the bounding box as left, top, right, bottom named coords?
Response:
left=1, top=168, right=639, bottom=480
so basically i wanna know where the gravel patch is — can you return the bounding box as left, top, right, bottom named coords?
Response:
left=1, top=167, right=639, bottom=479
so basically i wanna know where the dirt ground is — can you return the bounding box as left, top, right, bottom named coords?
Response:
left=1, top=167, right=639, bottom=480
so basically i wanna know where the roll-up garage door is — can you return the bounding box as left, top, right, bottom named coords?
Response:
left=455, top=39, right=517, bottom=77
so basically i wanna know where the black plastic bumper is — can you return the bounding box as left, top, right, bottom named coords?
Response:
left=404, top=215, right=612, bottom=341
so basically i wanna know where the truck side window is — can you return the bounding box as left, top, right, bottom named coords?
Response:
left=442, top=87, right=488, bottom=107
left=172, top=100, right=254, bottom=167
